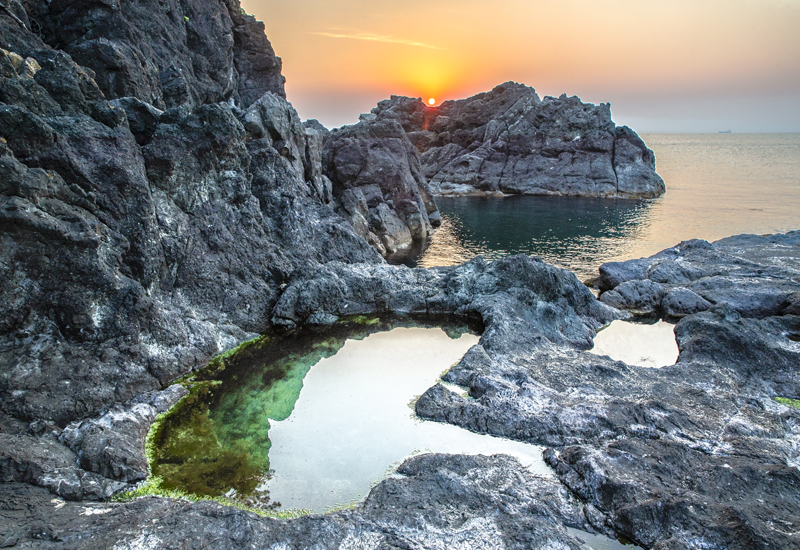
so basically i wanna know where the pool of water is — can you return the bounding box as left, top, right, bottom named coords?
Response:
left=152, top=318, right=550, bottom=513
left=590, top=319, right=679, bottom=368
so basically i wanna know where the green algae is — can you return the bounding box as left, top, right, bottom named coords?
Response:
left=142, top=315, right=480, bottom=511
left=775, top=397, right=800, bottom=410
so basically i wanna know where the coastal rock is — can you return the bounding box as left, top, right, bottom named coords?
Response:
left=599, top=279, right=666, bottom=315
left=272, top=254, right=618, bottom=352
left=0, top=16, right=379, bottom=431
left=322, top=117, right=440, bottom=257
left=0, top=454, right=601, bottom=549
left=597, top=232, right=800, bottom=318
left=59, top=385, right=187, bottom=483
left=415, top=234, right=800, bottom=548
left=24, top=0, right=285, bottom=110
left=369, top=83, right=665, bottom=198
left=661, top=287, right=712, bottom=318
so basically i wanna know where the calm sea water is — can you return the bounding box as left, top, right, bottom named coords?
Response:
left=403, top=134, right=800, bottom=280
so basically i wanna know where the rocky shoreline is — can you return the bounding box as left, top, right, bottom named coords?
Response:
left=1, top=1, right=798, bottom=548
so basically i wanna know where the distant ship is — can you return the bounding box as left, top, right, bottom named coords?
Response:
left=719, top=130, right=732, bottom=133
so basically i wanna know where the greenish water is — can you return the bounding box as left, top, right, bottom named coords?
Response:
left=398, top=134, right=800, bottom=280
left=150, top=316, right=502, bottom=511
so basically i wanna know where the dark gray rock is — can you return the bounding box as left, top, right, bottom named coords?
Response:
left=108, top=96, right=163, bottom=145
left=25, top=0, right=284, bottom=110
left=662, top=287, right=712, bottom=318
left=599, top=279, right=666, bottom=315
left=0, top=454, right=604, bottom=549
left=369, top=83, right=665, bottom=199
left=272, top=254, right=618, bottom=352
left=322, top=117, right=440, bottom=257
left=597, top=232, right=800, bottom=318
left=0, top=19, right=379, bottom=429
left=0, top=433, right=128, bottom=500
left=414, top=238, right=800, bottom=548
left=59, top=385, right=187, bottom=483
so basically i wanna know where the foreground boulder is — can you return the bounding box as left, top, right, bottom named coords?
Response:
left=370, top=83, right=665, bottom=198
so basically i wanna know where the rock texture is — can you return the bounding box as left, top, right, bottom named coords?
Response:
left=597, top=232, right=800, bottom=318
left=0, top=3, right=380, bottom=429
left=0, top=454, right=602, bottom=550
left=370, top=83, right=665, bottom=198
left=414, top=232, right=800, bottom=549
left=322, top=115, right=440, bottom=257
left=3, top=2, right=798, bottom=549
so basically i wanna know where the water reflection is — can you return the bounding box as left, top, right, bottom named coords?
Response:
left=589, top=320, right=678, bottom=368
left=392, top=134, right=800, bottom=279
left=152, top=318, right=550, bottom=513
left=410, top=195, right=656, bottom=281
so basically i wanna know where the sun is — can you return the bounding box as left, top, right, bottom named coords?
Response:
left=428, top=98, right=436, bottom=106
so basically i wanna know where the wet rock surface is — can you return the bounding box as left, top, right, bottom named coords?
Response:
left=369, top=83, right=665, bottom=198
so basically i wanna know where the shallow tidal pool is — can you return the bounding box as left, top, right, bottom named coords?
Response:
left=590, top=319, right=679, bottom=368
left=151, top=318, right=550, bottom=513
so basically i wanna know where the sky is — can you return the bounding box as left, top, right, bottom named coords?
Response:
left=240, top=0, right=800, bottom=132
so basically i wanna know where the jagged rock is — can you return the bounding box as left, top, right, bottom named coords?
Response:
left=272, top=255, right=618, bottom=352
left=597, top=232, right=800, bottom=318
left=0, top=433, right=127, bottom=500
left=0, top=10, right=379, bottom=429
left=108, top=96, right=163, bottom=145
left=369, top=83, right=665, bottom=198
left=413, top=240, right=800, bottom=548
left=661, top=287, right=712, bottom=318
left=0, top=454, right=601, bottom=549
left=322, top=117, right=440, bottom=256
left=599, top=279, right=667, bottom=315
left=25, top=0, right=285, bottom=110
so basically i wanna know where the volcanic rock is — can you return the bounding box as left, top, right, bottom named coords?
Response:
left=322, top=117, right=440, bottom=257
left=369, top=83, right=665, bottom=198
left=597, top=232, right=800, bottom=318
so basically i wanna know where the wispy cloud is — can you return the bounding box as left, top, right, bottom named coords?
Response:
left=309, top=31, right=447, bottom=50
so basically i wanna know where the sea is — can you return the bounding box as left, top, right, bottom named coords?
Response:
left=394, top=133, right=800, bottom=281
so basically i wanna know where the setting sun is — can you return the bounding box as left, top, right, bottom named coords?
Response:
left=428, top=98, right=436, bottom=105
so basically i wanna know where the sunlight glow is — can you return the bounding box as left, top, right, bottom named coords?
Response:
left=428, top=98, right=436, bottom=105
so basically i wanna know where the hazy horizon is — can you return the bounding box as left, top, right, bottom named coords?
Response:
left=241, top=0, right=800, bottom=133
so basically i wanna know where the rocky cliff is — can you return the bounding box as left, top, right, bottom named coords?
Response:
left=322, top=115, right=440, bottom=257
left=370, top=82, right=666, bottom=198
left=0, top=0, right=380, bottom=431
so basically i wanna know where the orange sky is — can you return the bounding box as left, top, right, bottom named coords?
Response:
left=241, top=0, right=800, bottom=132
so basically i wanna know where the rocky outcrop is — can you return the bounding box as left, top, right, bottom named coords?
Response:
left=414, top=232, right=800, bottom=549
left=370, top=83, right=665, bottom=198
left=597, top=232, right=800, bottom=318
left=21, top=0, right=285, bottom=110
left=0, top=454, right=602, bottom=550
left=0, top=2, right=380, bottom=432
left=322, top=115, right=440, bottom=257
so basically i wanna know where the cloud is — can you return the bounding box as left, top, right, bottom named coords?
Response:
left=309, top=31, right=446, bottom=50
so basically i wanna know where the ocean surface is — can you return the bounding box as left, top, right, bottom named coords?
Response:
left=399, top=133, right=800, bottom=280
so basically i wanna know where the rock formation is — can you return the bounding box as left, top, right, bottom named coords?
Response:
left=597, top=232, right=800, bottom=318
left=2, top=1, right=798, bottom=549
left=0, top=0, right=380, bottom=500
left=370, top=83, right=666, bottom=198
left=322, top=115, right=440, bottom=257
